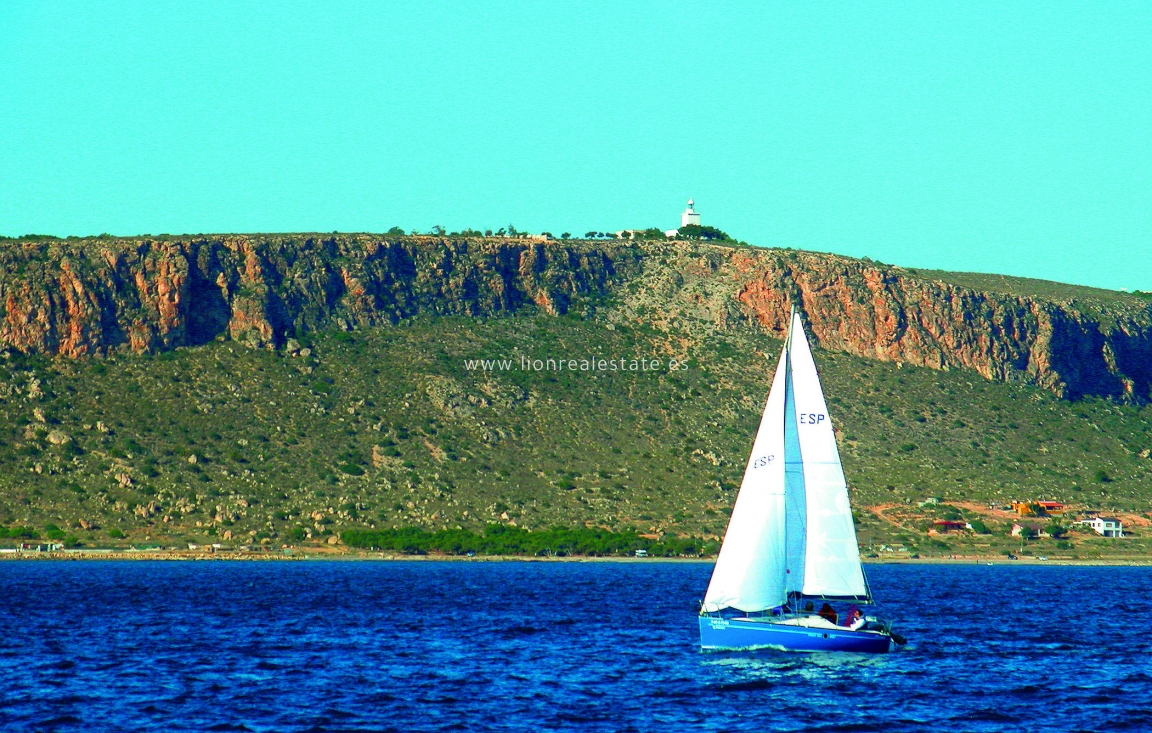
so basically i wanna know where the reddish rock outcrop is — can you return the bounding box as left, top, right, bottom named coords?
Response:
left=724, top=250, right=1152, bottom=401
left=0, top=235, right=634, bottom=356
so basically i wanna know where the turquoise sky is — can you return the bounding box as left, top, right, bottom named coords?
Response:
left=3, top=2, right=1150, bottom=290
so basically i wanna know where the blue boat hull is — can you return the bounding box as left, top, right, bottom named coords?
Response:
left=699, top=616, right=892, bottom=653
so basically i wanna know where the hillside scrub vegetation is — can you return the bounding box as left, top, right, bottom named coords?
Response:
left=1, top=310, right=1151, bottom=555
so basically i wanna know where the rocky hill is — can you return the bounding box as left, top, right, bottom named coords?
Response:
left=4, top=234, right=1151, bottom=402
left=1, top=234, right=1151, bottom=557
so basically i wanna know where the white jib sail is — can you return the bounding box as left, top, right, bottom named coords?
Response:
left=701, top=345, right=790, bottom=613
left=786, top=310, right=869, bottom=600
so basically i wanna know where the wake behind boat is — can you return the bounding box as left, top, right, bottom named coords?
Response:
left=699, top=308, right=904, bottom=653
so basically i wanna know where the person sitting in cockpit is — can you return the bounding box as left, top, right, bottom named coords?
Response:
left=817, top=602, right=838, bottom=625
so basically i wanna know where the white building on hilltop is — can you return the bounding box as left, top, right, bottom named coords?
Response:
left=681, top=198, right=700, bottom=228
left=666, top=198, right=701, bottom=237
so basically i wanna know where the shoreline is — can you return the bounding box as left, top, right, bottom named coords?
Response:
left=2, top=550, right=1152, bottom=566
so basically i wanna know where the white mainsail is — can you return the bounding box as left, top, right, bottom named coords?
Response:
left=786, top=310, right=869, bottom=600
left=701, top=309, right=869, bottom=615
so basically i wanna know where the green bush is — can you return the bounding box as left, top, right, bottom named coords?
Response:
left=935, top=504, right=962, bottom=520
left=676, top=224, right=731, bottom=241
left=1045, top=522, right=1068, bottom=539
left=968, top=519, right=991, bottom=534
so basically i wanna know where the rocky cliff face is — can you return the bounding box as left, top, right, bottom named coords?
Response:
left=3, top=234, right=1151, bottom=402
left=736, top=251, right=1152, bottom=402
left=613, top=244, right=1152, bottom=402
left=0, top=235, right=637, bottom=356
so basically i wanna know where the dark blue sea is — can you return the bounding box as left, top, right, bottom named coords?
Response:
left=3, top=561, right=1150, bottom=732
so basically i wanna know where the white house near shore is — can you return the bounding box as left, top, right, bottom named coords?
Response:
left=1079, top=517, right=1124, bottom=537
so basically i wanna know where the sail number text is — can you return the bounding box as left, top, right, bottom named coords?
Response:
left=799, top=413, right=826, bottom=425
left=752, top=454, right=775, bottom=469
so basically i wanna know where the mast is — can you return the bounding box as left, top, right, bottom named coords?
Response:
left=782, top=307, right=807, bottom=597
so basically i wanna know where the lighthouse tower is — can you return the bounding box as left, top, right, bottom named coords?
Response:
left=681, top=199, right=701, bottom=228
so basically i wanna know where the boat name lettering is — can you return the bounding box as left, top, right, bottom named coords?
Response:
left=799, top=413, right=826, bottom=425
left=752, top=454, right=775, bottom=469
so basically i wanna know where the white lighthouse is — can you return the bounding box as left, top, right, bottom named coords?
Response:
left=681, top=198, right=700, bottom=228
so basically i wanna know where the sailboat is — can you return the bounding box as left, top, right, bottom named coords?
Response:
left=699, top=308, right=902, bottom=653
